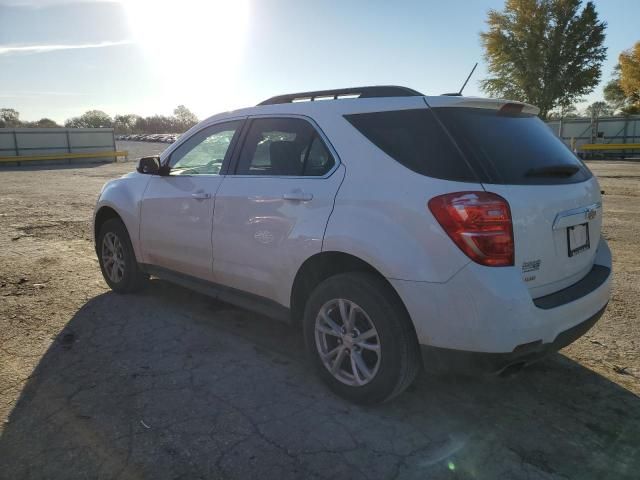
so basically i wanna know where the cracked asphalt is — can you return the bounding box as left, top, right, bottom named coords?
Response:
left=1, top=148, right=639, bottom=479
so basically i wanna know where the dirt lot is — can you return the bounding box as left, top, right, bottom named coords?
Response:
left=0, top=149, right=639, bottom=479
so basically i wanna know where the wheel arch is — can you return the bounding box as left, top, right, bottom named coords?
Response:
left=290, top=251, right=414, bottom=331
left=94, top=206, right=122, bottom=246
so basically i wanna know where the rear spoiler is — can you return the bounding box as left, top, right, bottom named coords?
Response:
left=424, top=96, right=540, bottom=116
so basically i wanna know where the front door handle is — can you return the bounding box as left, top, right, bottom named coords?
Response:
left=191, top=191, right=211, bottom=200
left=283, top=190, right=313, bottom=202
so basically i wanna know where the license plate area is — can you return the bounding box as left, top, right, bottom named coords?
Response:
left=567, top=222, right=590, bottom=257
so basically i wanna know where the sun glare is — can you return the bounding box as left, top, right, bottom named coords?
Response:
left=123, top=0, right=250, bottom=114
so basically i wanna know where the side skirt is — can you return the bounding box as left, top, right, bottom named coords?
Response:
left=140, top=264, right=291, bottom=323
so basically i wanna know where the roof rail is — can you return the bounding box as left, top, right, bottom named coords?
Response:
left=257, top=86, right=424, bottom=106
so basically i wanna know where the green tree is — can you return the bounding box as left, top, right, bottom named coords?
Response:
left=28, top=118, right=61, bottom=128
left=113, top=114, right=140, bottom=134
left=547, top=103, right=578, bottom=120
left=585, top=100, right=613, bottom=118
left=65, top=110, right=113, bottom=128
left=0, top=108, right=21, bottom=127
left=603, top=66, right=628, bottom=113
left=173, top=105, right=198, bottom=132
left=480, top=0, right=607, bottom=119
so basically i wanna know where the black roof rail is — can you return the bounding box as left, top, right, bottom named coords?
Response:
left=257, top=86, right=424, bottom=106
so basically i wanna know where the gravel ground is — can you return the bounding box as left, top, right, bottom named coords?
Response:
left=0, top=152, right=638, bottom=479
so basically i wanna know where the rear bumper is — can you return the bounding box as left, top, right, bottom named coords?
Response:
left=419, top=304, right=606, bottom=374
left=390, top=236, right=612, bottom=357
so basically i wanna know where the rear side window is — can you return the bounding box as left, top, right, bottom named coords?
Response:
left=432, top=107, right=592, bottom=185
left=235, top=117, right=335, bottom=176
left=344, top=109, right=477, bottom=182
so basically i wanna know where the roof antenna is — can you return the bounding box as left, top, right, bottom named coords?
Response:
left=443, top=62, right=478, bottom=96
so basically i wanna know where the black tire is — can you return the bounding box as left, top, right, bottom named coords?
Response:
left=303, top=272, right=421, bottom=404
left=97, top=218, right=148, bottom=293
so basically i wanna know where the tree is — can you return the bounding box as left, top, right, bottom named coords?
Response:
left=602, top=45, right=640, bottom=116
left=113, top=114, right=140, bottom=134
left=547, top=103, right=578, bottom=120
left=28, top=118, right=61, bottom=128
left=603, top=67, right=628, bottom=114
left=0, top=108, right=21, bottom=127
left=65, top=110, right=113, bottom=128
left=173, top=105, right=198, bottom=132
left=618, top=41, right=640, bottom=112
left=480, top=0, right=607, bottom=119
left=585, top=101, right=612, bottom=118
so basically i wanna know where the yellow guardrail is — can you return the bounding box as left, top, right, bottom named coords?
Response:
left=579, top=143, right=640, bottom=151
left=0, top=150, right=128, bottom=163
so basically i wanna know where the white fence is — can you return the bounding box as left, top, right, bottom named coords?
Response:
left=0, top=128, right=117, bottom=166
left=547, top=115, right=640, bottom=151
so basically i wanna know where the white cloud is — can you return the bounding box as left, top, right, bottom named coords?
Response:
left=0, top=39, right=132, bottom=55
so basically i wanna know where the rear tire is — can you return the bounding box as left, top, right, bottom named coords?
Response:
left=97, top=218, right=148, bottom=293
left=303, top=272, right=420, bottom=404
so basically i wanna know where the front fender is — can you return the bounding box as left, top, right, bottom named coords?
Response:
left=94, top=172, right=151, bottom=262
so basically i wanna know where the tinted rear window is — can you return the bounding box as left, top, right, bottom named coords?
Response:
left=344, top=109, right=477, bottom=182
left=433, top=107, right=592, bottom=185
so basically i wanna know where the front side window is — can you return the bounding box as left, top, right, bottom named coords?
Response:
left=235, top=118, right=335, bottom=176
left=169, top=121, right=241, bottom=175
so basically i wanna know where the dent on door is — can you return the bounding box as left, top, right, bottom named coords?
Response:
left=212, top=166, right=345, bottom=306
left=140, top=175, right=219, bottom=280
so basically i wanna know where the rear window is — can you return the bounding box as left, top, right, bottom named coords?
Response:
left=433, top=107, right=592, bottom=185
left=344, top=109, right=477, bottom=182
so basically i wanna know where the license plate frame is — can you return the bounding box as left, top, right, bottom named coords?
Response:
left=567, top=222, right=590, bottom=257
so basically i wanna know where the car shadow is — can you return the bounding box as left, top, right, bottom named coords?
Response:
left=1, top=279, right=638, bottom=479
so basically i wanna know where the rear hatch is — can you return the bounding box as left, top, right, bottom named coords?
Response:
left=430, top=100, right=602, bottom=298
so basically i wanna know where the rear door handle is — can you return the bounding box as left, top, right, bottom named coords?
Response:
left=191, top=192, right=211, bottom=200
left=283, top=191, right=313, bottom=202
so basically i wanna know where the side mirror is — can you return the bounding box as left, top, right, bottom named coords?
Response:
left=136, top=156, right=165, bottom=175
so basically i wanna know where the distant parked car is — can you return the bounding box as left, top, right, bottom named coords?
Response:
left=94, top=85, right=611, bottom=404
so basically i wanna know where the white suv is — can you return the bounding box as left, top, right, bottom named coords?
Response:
left=94, top=86, right=612, bottom=404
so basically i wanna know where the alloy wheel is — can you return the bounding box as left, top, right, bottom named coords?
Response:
left=314, top=298, right=381, bottom=386
left=101, top=231, right=125, bottom=283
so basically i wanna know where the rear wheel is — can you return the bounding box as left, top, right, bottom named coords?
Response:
left=303, top=272, right=420, bottom=404
left=97, top=218, right=148, bottom=293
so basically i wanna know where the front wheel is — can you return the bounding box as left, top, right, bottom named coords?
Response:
left=303, top=272, right=420, bottom=404
left=97, top=218, right=148, bottom=293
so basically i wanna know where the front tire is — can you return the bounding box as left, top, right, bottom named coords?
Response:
left=303, top=272, right=420, bottom=404
left=97, top=218, right=148, bottom=293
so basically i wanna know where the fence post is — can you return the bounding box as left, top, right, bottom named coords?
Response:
left=559, top=117, right=563, bottom=139
left=111, top=128, right=117, bottom=162
left=12, top=130, right=19, bottom=157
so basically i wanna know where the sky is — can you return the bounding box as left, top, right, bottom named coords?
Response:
left=0, top=0, right=638, bottom=124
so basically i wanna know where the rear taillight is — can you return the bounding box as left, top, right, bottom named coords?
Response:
left=428, top=191, right=514, bottom=267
